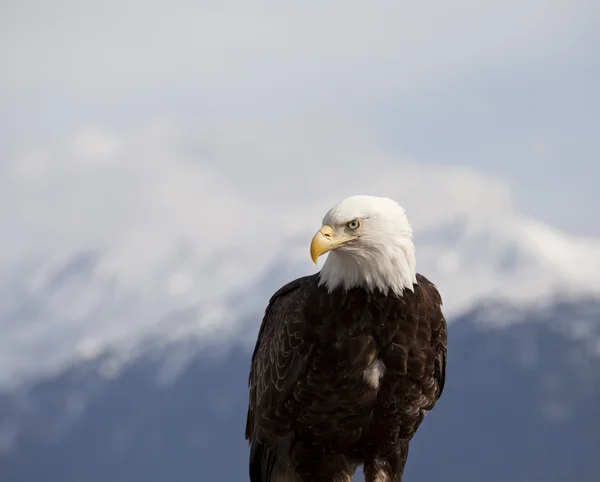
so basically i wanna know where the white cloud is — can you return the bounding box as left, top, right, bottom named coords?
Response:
left=2, top=0, right=598, bottom=243
left=1, top=118, right=600, bottom=387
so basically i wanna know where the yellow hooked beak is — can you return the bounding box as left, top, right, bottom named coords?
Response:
left=310, top=225, right=358, bottom=264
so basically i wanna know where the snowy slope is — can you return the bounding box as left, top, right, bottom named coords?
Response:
left=1, top=121, right=600, bottom=388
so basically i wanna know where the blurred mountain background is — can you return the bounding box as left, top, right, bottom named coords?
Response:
left=1, top=1, right=599, bottom=481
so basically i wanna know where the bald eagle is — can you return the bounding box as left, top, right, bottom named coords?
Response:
left=246, top=195, right=447, bottom=482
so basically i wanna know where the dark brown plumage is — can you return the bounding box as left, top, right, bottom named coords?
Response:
left=246, top=272, right=447, bottom=482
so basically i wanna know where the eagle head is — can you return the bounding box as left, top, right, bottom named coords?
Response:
left=310, top=195, right=417, bottom=296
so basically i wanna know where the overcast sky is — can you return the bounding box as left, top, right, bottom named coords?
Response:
left=2, top=0, right=599, bottom=235
left=2, top=0, right=600, bottom=385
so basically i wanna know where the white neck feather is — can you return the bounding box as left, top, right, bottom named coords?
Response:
left=318, top=238, right=417, bottom=297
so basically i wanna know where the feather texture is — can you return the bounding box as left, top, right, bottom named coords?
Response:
left=246, top=272, right=447, bottom=482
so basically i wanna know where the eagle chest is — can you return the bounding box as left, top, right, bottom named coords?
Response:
left=312, top=299, right=408, bottom=394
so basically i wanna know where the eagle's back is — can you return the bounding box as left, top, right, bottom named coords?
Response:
left=246, top=273, right=447, bottom=481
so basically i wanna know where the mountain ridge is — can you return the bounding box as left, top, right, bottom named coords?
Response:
left=2, top=215, right=600, bottom=390
left=2, top=123, right=600, bottom=390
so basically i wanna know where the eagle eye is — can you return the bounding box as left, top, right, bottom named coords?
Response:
left=347, top=219, right=360, bottom=230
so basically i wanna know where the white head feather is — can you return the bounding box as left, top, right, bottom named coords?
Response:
left=318, top=195, right=417, bottom=296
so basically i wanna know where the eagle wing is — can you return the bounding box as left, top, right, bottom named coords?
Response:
left=416, top=273, right=447, bottom=406
left=245, top=275, right=317, bottom=482
left=246, top=274, right=316, bottom=444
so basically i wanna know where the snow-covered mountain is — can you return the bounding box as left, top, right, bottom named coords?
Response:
left=1, top=122, right=600, bottom=389
left=1, top=123, right=600, bottom=481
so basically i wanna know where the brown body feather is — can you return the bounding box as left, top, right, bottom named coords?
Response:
left=246, top=273, right=447, bottom=482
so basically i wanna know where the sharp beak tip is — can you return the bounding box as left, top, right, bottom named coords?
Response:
left=310, top=228, right=332, bottom=265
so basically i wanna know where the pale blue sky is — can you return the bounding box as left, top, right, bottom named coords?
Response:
left=2, top=0, right=598, bottom=234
